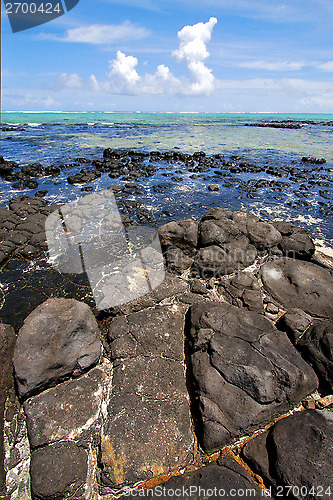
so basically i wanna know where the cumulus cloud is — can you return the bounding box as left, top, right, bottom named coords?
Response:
left=40, top=21, right=148, bottom=44
left=108, top=51, right=141, bottom=91
left=172, top=17, right=217, bottom=94
left=58, top=18, right=217, bottom=96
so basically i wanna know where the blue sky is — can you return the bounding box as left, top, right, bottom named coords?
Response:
left=1, top=0, right=333, bottom=112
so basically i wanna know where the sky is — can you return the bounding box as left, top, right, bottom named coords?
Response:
left=1, top=0, right=333, bottom=112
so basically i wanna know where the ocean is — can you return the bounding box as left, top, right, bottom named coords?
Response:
left=1, top=112, right=332, bottom=244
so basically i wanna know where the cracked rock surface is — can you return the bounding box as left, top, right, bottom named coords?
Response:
left=242, top=409, right=333, bottom=499
left=1, top=205, right=332, bottom=499
left=100, top=304, right=194, bottom=491
left=187, top=301, right=318, bottom=452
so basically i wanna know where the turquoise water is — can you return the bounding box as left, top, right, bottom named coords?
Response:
left=2, top=112, right=333, bottom=160
left=0, top=112, right=332, bottom=244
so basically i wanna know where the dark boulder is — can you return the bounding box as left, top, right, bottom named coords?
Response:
left=158, top=219, right=199, bottom=251
left=272, top=220, right=315, bottom=259
left=261, top=258, right=333, bottom=318
left=276, top=308, right=313, bottom=344
left=126, top=456, right=263, bottom=499
left=269, top=410, right=333, bottom=499
left=188, top=302, right=318, bottom=452
left=13, top=298, right=101, bottom=400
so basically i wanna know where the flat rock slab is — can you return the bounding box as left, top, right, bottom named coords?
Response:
left=127, top=456, right=263, bottom=499
left=261, top=257, right=333, bottom=318
left=13, top=298, right=101, bottom=400
left=23, top=365, right=108, bottom=448
left=30, top=441, right=88, bottom=500
left=0, top=323, right=16, bottom=496
left=188, top=302, right=318, bottom=452
left=270, top=410, right=333, bottom=498
left=101, top=304, right=194, bottom=489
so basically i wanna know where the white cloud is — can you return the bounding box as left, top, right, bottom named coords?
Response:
left=238, top=60, right=305, bottom=71
left=58, top=18, right=217, bottom=96
left=58, top=73, right=83, bottom=88
left=318, top=61, right=333, bottom=72
left=82, top=17, right=217, bottom=96
left=108, top=51, right=141, bottom=92
left=39, top=21, right=149, bottom=44
left=172, top=17, right=217, bottom=94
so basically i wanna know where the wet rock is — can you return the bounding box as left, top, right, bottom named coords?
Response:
left=34, top=190, right=48, bottom=197
left=0, top=195, right=60, bottom=263
left=158, top=219, right=199, bottom=251
left=23, top=366, right=106, bottom=448
left=301, top=156, right=326, bottom=164
left=30, top=441, right=88, bottom=500
left=152, top=182, right=173, bottom=193
left=298, top=320, right=333, bottom=394
left=67, top=168, right=101, bottom=185
left=13, top=298, right=101, bottom=400
left=129, top=456, right=263, bottom=499
left=12, top=179, right=38, bottom=190
left=21, top=163, right=60, bottom=178
left=188, top=302, right=318, bottom=452
left=276, top=308, right=313, bottom=344
left=0, top=157, right=18, bottom=177
left=261, top=258, right=333, bottom=318
left=0, top=323, right=16, bottom=495
left=101, top=305, right=193, bottom=488
left=269, top=410, right=333, bottom=499
left=208, top=184, right=219, bottom=191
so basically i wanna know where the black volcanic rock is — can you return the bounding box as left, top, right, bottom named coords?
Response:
left=187, top=301, right=318, bottom=452
left=191, top=208, right=282, bottom=277
left=13, top=298, right=101, bottom=400
left=101, top=305, right=194, bottom=488
left=0, top=323, right=16, bottom=495
left=127, top=456, right=263, bottom=499
left=158, top=219, right=199, bottom=251
left=269, top=410, right=333, bottom=499
left=261, top=258, right=333, bottom=318
left=276, top=308, right=313, bottom=344
left=298, top=320, right=333, bottom=393
left=30, top=441, right=88, bottom=500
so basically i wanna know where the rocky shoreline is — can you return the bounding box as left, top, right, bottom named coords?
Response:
left=0, top=190, right=332, bottom=499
